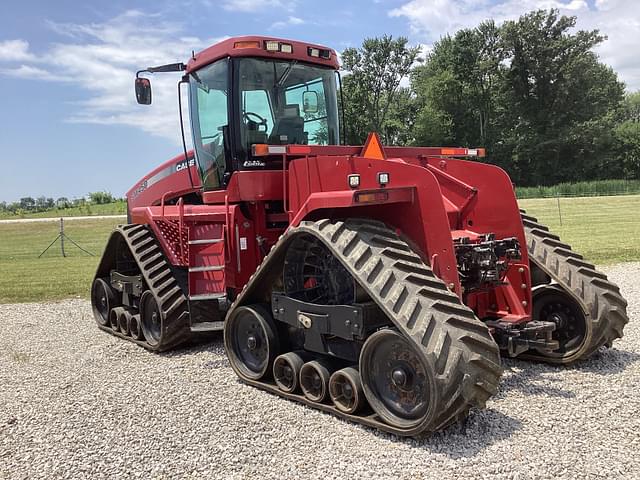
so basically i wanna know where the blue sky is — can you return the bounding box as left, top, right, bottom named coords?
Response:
left=0, top=0, right=637, bottom=202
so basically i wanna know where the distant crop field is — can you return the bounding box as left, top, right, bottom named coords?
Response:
left=0, top=195, right=638, bottom=304
left=0, top=200, right=126, bottom=220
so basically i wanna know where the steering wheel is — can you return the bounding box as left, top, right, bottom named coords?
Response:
left=243, top=111, right=268, bottom=131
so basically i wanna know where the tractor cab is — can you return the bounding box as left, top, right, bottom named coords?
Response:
left=135, top=36, right=341, bottom=191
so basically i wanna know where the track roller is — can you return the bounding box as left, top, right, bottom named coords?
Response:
left=360, top=329, right=436, bottom=430
left=300, top=360, right=332, bottom=403
left=110, top=306, right=125, bottom=332
left=273, top=351, right=311, bottom=393
left=119, top=309, right=133, bottom=336
left=129, top=314, right=143, bottom=340
left=329, top=367, right=364, bottom=414
left=92, top=278, right=118, bottom=327
left=224, top=305, right=279, bottom=380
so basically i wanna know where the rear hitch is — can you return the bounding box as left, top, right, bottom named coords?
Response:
left=487, top=320, right=559, bottom=357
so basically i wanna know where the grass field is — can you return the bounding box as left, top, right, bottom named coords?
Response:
left=0, top=218, right=121, bottom=303
left=0, top=195, right=638, bottom=303
left=0, top=200, right=126, bottom=219
left=518, top=195, right=640, bottom=264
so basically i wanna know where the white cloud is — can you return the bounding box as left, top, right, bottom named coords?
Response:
left=1, top=64, right=72, bottom=82
left=270, top=15, right=306, bottom=29
left=0, top=10, right=223, bottom=142
left=0, top=39, right=35, bottom=61
left=222, top=0, right=293, bottom=12
left=389, top=0, right=640, bottom=91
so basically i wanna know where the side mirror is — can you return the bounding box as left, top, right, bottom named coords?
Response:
left=135, top=77, right=152, bottom=105
left=302, top=91, right=319, bottom=114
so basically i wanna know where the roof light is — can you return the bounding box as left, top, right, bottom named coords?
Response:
left=438, top=147, right=486, bottom=157
left=308, top=47, right=320, bottom=57
left=265, top=40, right=280, bottom=52
left=234, top=41, right=260, bottom=49
left=280, top=43, right=293, bottom=54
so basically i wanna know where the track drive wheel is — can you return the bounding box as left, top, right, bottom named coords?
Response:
left=360, top=329, right=436, bottom=430
left=329, top=367, right=364, bottom=414
left=225, top=305, right=279, bottom=380
left=91, top=277, right=118, bottom=327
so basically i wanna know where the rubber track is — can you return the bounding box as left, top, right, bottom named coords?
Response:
left=519, top=211, right=629, bottom=363
left=95, top=224, right=191, bottom=351
left=225, top=218, right=503, bottom=436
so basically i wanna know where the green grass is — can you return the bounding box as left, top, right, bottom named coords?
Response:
left=516, top=179, right=640, bottom=199
left=518, top=195, right=640, bottom=264
left=0, top=200, right=126, bottom=219
left=0, top=218, right=122, bottom=303
left=0, top=195, right=638, bottom=304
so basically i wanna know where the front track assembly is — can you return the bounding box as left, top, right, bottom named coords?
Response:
left=519, top=212, right=628, bottom=364
left=224, top=219, right=503, bottom=436
left=91, top=224, right=191, bottom=351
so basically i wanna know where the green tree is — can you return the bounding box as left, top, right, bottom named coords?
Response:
left=341, top=35, right=421, bottom=144
left=613, top=92, right=640, bottom=179
left=411, top=9, right=625, bottom=185
left=89, top=191, right=115, bottom=205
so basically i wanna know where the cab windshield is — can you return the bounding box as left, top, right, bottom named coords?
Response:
left=237, top=58, right=340, bottom=151
left=189, top=57, right=340, bottom=190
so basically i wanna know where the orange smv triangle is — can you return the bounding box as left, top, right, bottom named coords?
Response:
left=360, top=132, right=386, bottom=160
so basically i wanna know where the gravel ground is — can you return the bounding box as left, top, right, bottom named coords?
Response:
left=1, top=264, right=639, bottom=480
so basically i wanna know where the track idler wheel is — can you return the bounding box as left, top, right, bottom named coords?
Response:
left=140, top=291, right=163, bottom=347
left=532, top=285, right=588, bottom=359
left=360, top=329, right=436, bottom=430
left=329, top=367, right=365, bottom=414
left=110, top=306, right=125, bottom=332
left=91, top=277, right=118, bottom=327
left=273, top=351, right=311, bottom=393
left=300, top=360, right=332, bottom=403
left=225, top=305, right=279, bottom=380
left=129, top=314, right=143, bottom=340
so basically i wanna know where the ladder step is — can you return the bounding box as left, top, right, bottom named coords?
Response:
left=190, top=321, right=224, bottom=332
left=189, top=293, right=226, bottom=301
left=189, top=238, right=223, bottom=245
left=189, top=265, right=225, bottom=273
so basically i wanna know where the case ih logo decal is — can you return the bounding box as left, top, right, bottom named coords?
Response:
left=176, top=158, right=196, bottom=172
left=130, top=158, right=196, bottom=199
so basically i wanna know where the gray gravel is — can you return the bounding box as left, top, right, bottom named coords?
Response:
left=1, top=264, right=639, bottom=480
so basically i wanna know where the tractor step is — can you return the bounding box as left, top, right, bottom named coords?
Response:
left=189, top=293, right=226, bottom=301
left=190, top=321, right=224, bottom=332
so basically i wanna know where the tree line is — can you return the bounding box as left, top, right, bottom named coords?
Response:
left=0, top=191, right=120, bottom=214
left=341, top=9, right=640, bottom=186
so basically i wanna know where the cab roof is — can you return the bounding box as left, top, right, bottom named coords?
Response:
left=186, top=35, right=340, bottom=72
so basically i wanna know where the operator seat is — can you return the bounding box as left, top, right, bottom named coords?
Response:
left=269, top=104, right=307, bottom=145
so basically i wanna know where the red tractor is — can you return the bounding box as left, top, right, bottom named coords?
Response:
left=91, top=36, right=628, bottom=436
